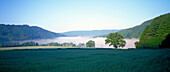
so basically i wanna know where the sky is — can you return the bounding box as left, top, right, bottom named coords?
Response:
left=0, top=0, right=170, bottom=33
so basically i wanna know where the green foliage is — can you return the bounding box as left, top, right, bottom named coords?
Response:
left=0, top=41, right=78, bottom=47
left=159, top=34, right=170, bottom=48
left=105, top=32, right=126, bottom=49
left=0, top=41, right=39, bottom=47
left=0, top=24, right=64, bottom=43
left=136, top=13, right=170, bottom=48
left=22, top=41, right=39, bottom=46
left=61, top=42, right=76, bottom=47
left=119, top=39, right=126, bottom=48
left=86, top=40, right=95, bottom=47
left=46, top=42, right=55, bottom=46
left=0, top=43, right=3, bottom=48
left=52, top=42, right=58, bottom=46
left=77, top=43, right=85, bottom=47
left=2, top=42, right=20, bottom=47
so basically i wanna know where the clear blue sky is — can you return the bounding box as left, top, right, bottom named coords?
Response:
left=0, top=0, right=170, bottom=32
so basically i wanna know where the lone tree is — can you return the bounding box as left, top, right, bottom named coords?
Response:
left=105, top=32, right=126, bottom=49
left=86, top=40, right=95, bottom=47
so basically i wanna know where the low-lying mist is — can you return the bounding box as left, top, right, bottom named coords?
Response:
left=19, top=37, right=139, bottom=49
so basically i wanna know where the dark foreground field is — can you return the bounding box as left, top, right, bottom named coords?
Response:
left=0, top=48, right=169, bottom=72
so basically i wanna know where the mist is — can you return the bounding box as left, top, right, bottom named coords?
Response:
left=19, top=37, right=139, bottom=49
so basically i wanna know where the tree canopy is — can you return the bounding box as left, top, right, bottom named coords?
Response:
left=22, top=41, right=39, bottom=46
left=105, top=32, right=126, bottom=49
left=135, top=13, right=170, bottom=48
left=86, top=40, right=95, bottom=47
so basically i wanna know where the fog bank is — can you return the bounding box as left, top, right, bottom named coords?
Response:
left=19, top=37, right=139, bottom=49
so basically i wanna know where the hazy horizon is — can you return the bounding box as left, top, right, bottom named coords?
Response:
left=0, top=0, right=170, bottom=32
left=18, top=36, right=139, bottom=49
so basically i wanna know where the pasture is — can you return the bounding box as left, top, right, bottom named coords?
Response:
left=0, top=48, right=169, bottom=72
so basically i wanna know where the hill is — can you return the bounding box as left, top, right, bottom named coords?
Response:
left=135, top=13, right=170, bottom=48
left=62, top=30, right=120, bottom=37
left=118, top=19, right=152, bottom=38
left=95, top=19, right=152, bottom=38
left=0, top=24, right=64, bottom=43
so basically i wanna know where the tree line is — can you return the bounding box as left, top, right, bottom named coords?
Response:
left=0, top=41, right=39, bottom=47
left=0, top=42, right=87, bottom=48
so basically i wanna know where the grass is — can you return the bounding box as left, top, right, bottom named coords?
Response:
left=0, top=48, right=169, bottom=72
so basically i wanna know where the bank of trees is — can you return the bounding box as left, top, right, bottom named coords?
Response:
left=39, top=42, right=77, bottom=47
left=22, top=42, right=39, bottom=46
left=159, top=34, right=170, bottom=48
left=135, top=13, right=170, bottom=48
left=0, top=42, right=78, bottom=48
left=0, top=42, right=20, bottom=47
left=0, top=41, right=39, bottom=47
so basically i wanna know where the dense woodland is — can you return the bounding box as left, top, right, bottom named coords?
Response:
left=135, top=13, right=170, bottom=48
left=0, top=24, right=64, bottom=43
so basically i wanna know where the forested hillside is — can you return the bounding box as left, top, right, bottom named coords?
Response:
left=95, top=19, right=152, bottom=38
left=118, top=19, right=152, bottom=38
left=135, top=13, right=170, bottom=48
left=0, top=24, right=64, bottom=43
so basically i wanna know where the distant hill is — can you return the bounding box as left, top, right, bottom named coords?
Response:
left=135, top=13, right=170, bottom=48
left=62, top=30, right=120, bottom=37
left=96, top=19, right=152, bottom=38
left=118, top=19, right=152, bottom=38
left=0, top=24, right=64, bottom=43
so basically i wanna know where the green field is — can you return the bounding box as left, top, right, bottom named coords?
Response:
left=0, top=48, right=169, bottom=72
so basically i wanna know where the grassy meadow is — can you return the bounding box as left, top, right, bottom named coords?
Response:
left=0, top=48, right=169, bottom=72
